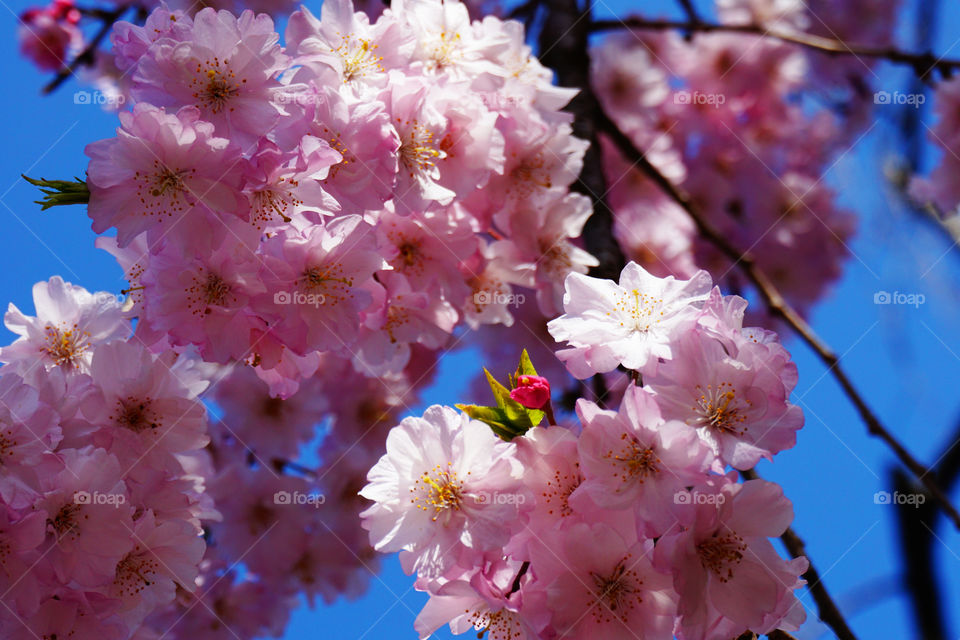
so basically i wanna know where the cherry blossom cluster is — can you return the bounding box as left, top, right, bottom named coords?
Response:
left=17, top=0, right=82, bottom=73
left=361, top=262, right=809, bottom=640
left=592, top=0, right=901, bottom=318
left=81, top=0, right=592, bottom=395
left=0, top=276, right=209, bottom=639
left=0, top=274, right=444, bottom=639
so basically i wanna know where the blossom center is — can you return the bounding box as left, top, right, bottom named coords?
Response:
left=423, top=30, right=461, bottom=70
left=612, top=288, right=665, bottom=333
left=691, top=382, right=750, bottom=435
left=334, top=36, right=384, bottom=81
left=186, top=269, right=235, bottom=316
left=589, top=558, right=643, bottom=623
left=151, top=167, right=189, bottom=198
left=697, top=532, right=746, bottom=582
left=299, top=264, right=354, bottom=305
left=114, top=396, right=159, bottom=433
left=252, top=186, right=297, bottom=227
left=49, top=503, right=82, bottom=539
left=539, top=238, right=573, bottom=279
left=410, top=463, right=465, bottom=522
left=114, top=547, right=159, bottom=597
left=509, top=154, right=551, bottom=192
left=193, top=62, right=241, bottom=113
left=397, top=241, right=420, bottom=268
left=604, top=434, right=660, bottom=483
left=135, top=161, right=196, bottom=217
left=398, top=121, right=445, bottom=177
left=43, top=322, right=89, bottom=369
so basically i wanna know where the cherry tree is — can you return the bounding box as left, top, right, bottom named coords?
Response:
left=6, top=0, right=960, bottom=638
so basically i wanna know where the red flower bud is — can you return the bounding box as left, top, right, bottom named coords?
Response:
left=509, top=374, right=551, bottom=409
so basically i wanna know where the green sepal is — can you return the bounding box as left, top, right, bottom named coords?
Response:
left=23, top=175, right=89, bottom=210
left=515, top=348, right=538, bottom=379
left=459, top=362, right=546, bottom=441
left=455, top=404, right=518, bottom=440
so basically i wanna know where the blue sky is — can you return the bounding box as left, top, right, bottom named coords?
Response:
left=2, top=0, right=960, bottom=638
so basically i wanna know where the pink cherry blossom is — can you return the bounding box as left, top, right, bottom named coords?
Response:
left=85, top=103, right=247, bottom=247
left=140, top=213, right=265, bottom=363
left=360, top=404, right=523, bottom=579
left=255, top=215, right=385, bottom=355
left=35, top=446, right=134, bottom=586
left=82, top=340, right=210, bottom=469
left=131, top=8, right=290, bottom=143
left=574, top=385, right=715, bottom=534
left=0, top=276, right=129, bottom=374
left=647, top=328, right=803, bottom=470
left=294, top=82, right=401, bottom=211
left=548, top=261, right=713, bottom=378
left=243, top=135, right=342, bottom=229
left=530, top=522, right=678, bottom=640
left=656, top=476, right=808, bottom=640
left=286, top=0, right=414, bottom=88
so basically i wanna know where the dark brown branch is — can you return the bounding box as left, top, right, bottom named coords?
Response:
left=892, top=468, right=946, bottom=640
left=42, top=5, right=129, bottom=95
left=590, top=17, right=960, bottom=78
left=595, top=106, right=960, bottom=532
left=537, top=0, right=625, bottom=282
left=741, top=469, right=858, bottom=640
left=894, top=409, right=960, bottom=640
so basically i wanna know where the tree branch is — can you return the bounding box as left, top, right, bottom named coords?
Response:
left=595, top=106, right=960, bottom=531
left=741, top=469, right=858, bottom=640
left=894, top=409, right=960, bottom=640
left=590, top=17, right=960, bottom=79
left=537, top=0, right=625, bottom=282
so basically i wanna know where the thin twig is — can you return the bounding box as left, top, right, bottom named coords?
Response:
left=675, top=0, right=702, bottom=25
left=42, top=5, right=129, bottom=95
left=595, top=106, right=960, bottom=531
left=741, top=469, right=858, bottom=640
left=590, top=17, right=960, bottom=78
